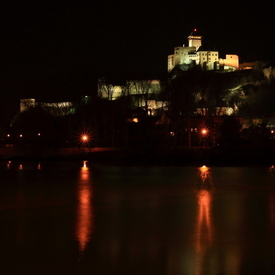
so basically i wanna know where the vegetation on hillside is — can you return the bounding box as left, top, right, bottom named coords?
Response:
left=3, top=63, right=275, bottom=150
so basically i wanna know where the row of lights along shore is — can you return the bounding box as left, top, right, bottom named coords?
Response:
left=5, top=133, right=90, bottom=145
left=6, top=133, right=41, bottom=138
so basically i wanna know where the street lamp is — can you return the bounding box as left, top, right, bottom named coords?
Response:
left=200, top=128, right=208, bottom=147
left=82, top=135, right=88, bottom=142
left=201, top=128, right=208, bottom=136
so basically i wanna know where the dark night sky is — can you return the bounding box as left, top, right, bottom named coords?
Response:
left=0, top=0, right=275, bottom=107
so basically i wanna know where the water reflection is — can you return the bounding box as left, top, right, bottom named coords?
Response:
left=194, top=166, right=213, bottom=254
left=76, top=161, right=93, bottom=257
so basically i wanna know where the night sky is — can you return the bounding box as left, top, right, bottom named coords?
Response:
left=0, top=0, right=275, bottom=108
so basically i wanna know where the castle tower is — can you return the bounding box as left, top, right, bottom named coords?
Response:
left=188, top=29, right=202, bottom=51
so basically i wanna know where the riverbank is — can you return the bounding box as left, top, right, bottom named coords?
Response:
left=1, top=145, right=274, bottom=166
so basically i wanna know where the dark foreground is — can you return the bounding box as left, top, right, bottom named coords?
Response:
left=1, top=162, right=275, bottom=274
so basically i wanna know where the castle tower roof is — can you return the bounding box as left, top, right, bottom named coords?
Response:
left=188, top=28, right=202, bottom=38
left=188, top=29, right=202, bottom=50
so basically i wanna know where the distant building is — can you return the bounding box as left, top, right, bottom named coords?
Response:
left=168, top=29, right=239, bottom=72
left=20, top=98, right=74, bottom=116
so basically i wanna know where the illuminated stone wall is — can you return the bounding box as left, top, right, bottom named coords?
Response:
left=20, top=98, right=36, bottom=113
left=168, top=31, right=239, bottom=72
left=188, top=34, right=202, bottom=50
left=220, top=54, right=239, bottom=70
left=198, top=51, right=219, bottom=70
left=20, top=98, right=73, bottom=116
left=98, top=79, right=162, bottom=100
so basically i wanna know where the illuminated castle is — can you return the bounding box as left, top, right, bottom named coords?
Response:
left=168, top=29, right=239, bottom=72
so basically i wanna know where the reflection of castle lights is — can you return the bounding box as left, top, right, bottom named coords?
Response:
left=76, top=161, right=93, bottom=257
left=199, top=165, right=209, bottom=182
left=195, top=189, right=213, bottom=253
left=194, top=165, right=213, bottom=254
left=83, top=160, right=88, bottom=169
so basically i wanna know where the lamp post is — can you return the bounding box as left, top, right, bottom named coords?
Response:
left=79, top=133, right=93, bottom=153
left=201, top=128, right=208, bottom=147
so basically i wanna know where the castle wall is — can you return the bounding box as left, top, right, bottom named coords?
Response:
left=220, top=54, right=239, bottom=70
left=168, top=31, right=239, bottom=72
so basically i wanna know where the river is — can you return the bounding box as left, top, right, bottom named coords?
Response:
left=0, top=161, right=275, bottom=274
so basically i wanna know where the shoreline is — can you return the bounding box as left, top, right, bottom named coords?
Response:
left=1, top=146, right=274, bottom=167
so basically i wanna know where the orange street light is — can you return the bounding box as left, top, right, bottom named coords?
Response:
left=82, top=135, right=89, bottom=142
left=201, top=128, right=208, bottom=135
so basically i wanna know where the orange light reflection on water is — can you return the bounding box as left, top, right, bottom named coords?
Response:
left=194, top=189, right=213, bottom=253
left=199, top=165, right=209, bottom=183
left=194, top=166, right=213, bottom=254
left=76, top=161, right=93, bottom=256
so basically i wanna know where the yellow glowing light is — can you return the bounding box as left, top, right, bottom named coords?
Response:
left=201, top=129, right=208, bottom=135
left=82, top=135, right=88, bottom=141
left=133, top=118, right=138, bottom=123
left=78, top=131, right=93, bottom=146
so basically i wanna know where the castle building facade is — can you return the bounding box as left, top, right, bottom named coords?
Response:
left=168, top=29, right=239, bottom=72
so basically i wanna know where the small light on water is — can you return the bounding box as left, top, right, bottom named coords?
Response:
left=83, top=160, right=88, bottom=169
left=198, top=165, right=211, bottom=183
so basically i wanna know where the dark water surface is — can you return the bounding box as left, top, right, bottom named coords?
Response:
left=1, top=161, right=275, bottom=275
